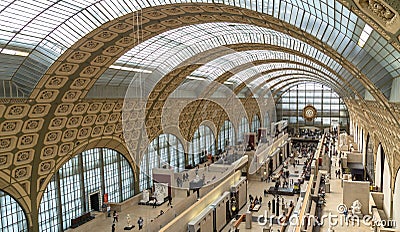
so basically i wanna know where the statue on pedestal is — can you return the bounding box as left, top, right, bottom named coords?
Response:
left=126, top=214, right=131, bottom=227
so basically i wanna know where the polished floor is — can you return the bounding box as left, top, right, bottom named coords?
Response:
left=233, top=155, right=371, bottom=232
left=68, top=156, right=372, bottom=232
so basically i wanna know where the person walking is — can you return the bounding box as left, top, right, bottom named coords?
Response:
left=111, top=223, right=115, bottom=232
left=113, top=210, right=118, bottom=223
left=268, top=201, right=271, bottom=211
left=138, top=217, right=144, bottom=230
left=167, top=196, right=172, bottom=206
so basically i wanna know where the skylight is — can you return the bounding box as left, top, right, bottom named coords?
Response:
left=357, top=24, right=373, bottom=48
left=109, top=65, right=152, bottom=73
left=0, top=48, right=29, bottom=57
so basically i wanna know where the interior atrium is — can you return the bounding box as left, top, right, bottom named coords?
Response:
left=0, top=0, right=400, bottom=232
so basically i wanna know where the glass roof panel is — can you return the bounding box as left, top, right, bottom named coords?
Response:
left=100, top=23, right=355, bottom=96
left=0, top=0, right=398, bottom=98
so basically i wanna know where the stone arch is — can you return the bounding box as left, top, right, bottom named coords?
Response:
left=0, top=180, right=31, bottom=230
left=36, top=136, right=138, bottom=207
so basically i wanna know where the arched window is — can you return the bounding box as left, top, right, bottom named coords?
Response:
left=238, top=117, right=249, bottom=143
left=251, top=115, right=260, bottom=133
left=189, top=125, right=216, bottom=167
left=218, top=120, right=235, bottom=151
left=365, top=134, right=374, bottom=183
left=140, top=134, right=184, bottom=191
left=39, top=148, right=135, bottom=231
left=0, top=190, right=28, bottom=231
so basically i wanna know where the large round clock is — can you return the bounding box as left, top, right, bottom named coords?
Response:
left=302, top=105, right=317, bottom=121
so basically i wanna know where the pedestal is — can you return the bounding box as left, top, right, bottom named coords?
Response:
left=245, top=211, right=252, bottom=229
left=124, top=225, right=135, bottom=230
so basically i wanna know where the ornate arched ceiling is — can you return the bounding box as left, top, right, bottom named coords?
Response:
left=1, top=1, right=399, bottom=98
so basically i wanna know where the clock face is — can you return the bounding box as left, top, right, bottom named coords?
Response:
left=302, top=105, right=317, bottom=121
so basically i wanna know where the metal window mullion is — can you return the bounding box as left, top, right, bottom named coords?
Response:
left=78, top=153, right=86, bottom=213
left=99, top=148, right=105, bottom=201
left=55, top=172, right=63, bottom=231
left=117, top=153, right=123, bottom=202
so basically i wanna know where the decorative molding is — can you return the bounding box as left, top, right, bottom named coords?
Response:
left=45, top=76, right=69, bottom=89
left=14, top=149, right=34, bottom=165
left=49, top=117, right=67, bottom=130
left=41, top=145, right=58, bottom=160
left=5, top=104, right=29, bottom=119
left=59, top=143, right=73, bottom=156
left=0, top=120, right=22, bottom=135
left=356, top=0, right=399, bottom=34
left=12, top=165, right=31, bottom=181
left=81, top=40, right=104, bottom=52
left=23, top=119, right=43, bottom=133
left=38, top=160, right=54, bottom=175
left=0, top=153, right=13, bottom=169
left=44, top=131, right=62, bottom=145
left=0, top=136, right=17, bottom=152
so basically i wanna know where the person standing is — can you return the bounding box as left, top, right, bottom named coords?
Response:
left=138, top=216, right=144, bottom=230
left=153, top=199, right=157, bottom=208
left=107, top=205, right=111, bottom=217
left=167, top=196, right=172, bottom=206
left=113, top=210, right=118, bottom=223
left=111, top=223, right=115, bottom=232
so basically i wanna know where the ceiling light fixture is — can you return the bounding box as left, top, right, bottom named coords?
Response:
left=109, top=65, right=152, bottom=73
left=186, top=76, right=206, bottom=80
left=1, top=48, right=29, bottom=57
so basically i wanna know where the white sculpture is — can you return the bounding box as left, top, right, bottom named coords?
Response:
left=351, top=200, right=362, bottom=217
left=126, top=214, right=131, bottom=226
left=142, top=190, right=149, bottom=202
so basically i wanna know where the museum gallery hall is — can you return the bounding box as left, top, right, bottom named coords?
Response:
left=0, top=0, right=400, bottom=232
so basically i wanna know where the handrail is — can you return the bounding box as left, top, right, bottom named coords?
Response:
left=295, top=174, right=314, bottom=232
left=234, top=214, right=245, bottom=228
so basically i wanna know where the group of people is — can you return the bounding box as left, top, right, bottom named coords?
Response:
left=249, top=194, right=263, bottom=208
left=177, top=172, right=191, bottom=187
left=111, top=213, right=144, bottom=231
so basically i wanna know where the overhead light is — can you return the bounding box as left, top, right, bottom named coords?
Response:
left=109, top=65, right=152, bottom=73
left=1, top=48, right=29, bottom=57
left=357, top=24, right=373, bottom=48
left=224, top=81, right=234, bottom=85
left=186, top=76, right=206, bottom=81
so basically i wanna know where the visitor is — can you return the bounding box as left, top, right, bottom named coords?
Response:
left=264, top=189, right=267, bottom=197
left=268, top=201, right=271, bottom=211
left=113, top=210, right=118, bottom=223
left=111, top=223, right=115, bottom=232
left=137, top=217, right=144, bottom=230
left=167, top=196, right=172, bottom=206
left=153, top=199, right=157, bottom=208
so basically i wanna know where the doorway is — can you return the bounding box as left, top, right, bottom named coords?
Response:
left=89, top=192, right=100, bottom=211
